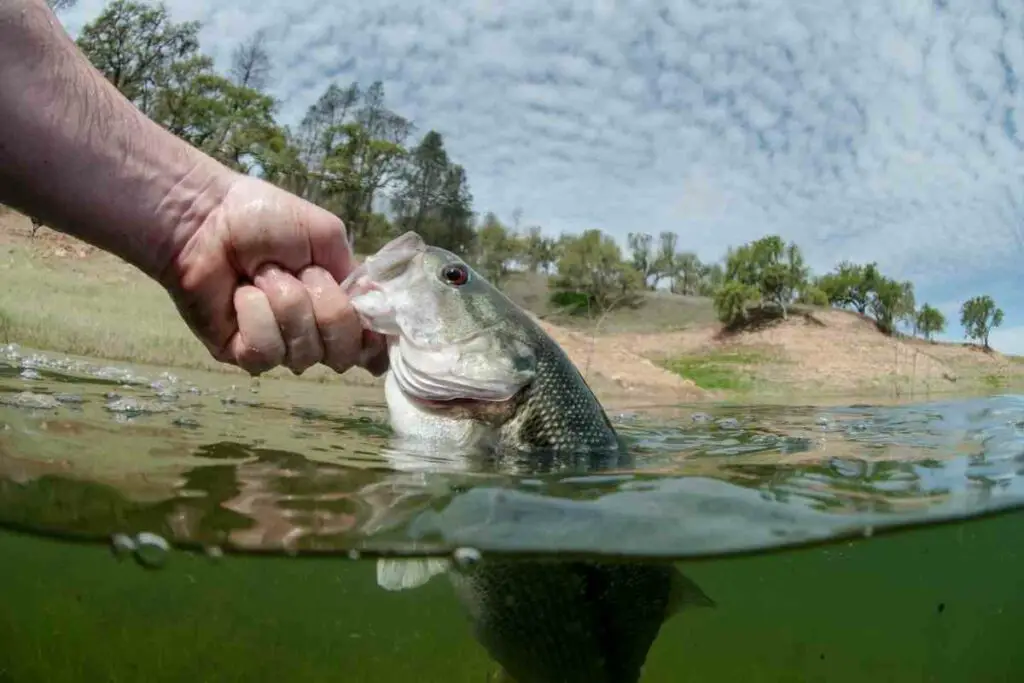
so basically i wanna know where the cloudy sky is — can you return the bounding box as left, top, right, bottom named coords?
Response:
left=58, top=0, right=1023, bottom=352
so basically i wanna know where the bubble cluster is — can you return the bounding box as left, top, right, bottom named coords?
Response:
left=110, top=532, right=172, bottom=569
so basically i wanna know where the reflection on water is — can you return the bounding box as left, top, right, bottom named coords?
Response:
left=1, top=345, right=1024, bottom=681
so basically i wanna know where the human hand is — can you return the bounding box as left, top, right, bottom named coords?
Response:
left=161, top=175, right=389, bottom=377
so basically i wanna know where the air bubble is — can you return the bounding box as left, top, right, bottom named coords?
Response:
left=110, top=533, right=136, bottom=560
left=452, top=547, right=482, bottom=571
left=133, top=532, right=171, bottom=569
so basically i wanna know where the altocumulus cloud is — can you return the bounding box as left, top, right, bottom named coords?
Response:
left=60, top=0, right=1024, bottom=350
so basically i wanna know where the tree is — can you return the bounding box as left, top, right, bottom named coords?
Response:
left=519, top=226, right=557, bottom=274
left=627, top=232, right=657, bottom=289
left=697, top=262, right=724, bottom=297
left=915, top=304, right=946, bottom=341
left=817, top=261, right=878, bottom=313
left=651, top=232, right=680, bottom=287
left=343, top=81, right=413, bottom=235
left=722, top=234, right=807, bottom=318
left=797, top=284, right=829, bottom=307
left=713, top=281, right=760, bottom=326
left=869, top=277, right=915, bottom=335
left=960, top=295, right=1004, bottom=350
left=627, top=231, right=691, bottom=289
left=552, top=230, right=643, bottom=313
left=472, top=213, right=515, bottom=286
left=284, top=81, right=412, bottom=240
left=295, top=82, right=361, bottom=181
left=147, top=54, right=281, bottom=172
left=671, top=252, right=703, bottom=296
left=76, top=0, right=201, bottom=117
left=230, top=30, right=272, bottom=91
left=393, top=130, right=474, bottom=253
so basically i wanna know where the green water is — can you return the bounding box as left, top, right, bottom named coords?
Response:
left=1, top=344, right=1023, bottom=682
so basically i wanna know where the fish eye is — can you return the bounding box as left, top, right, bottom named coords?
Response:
left=439, top=263, right=470, bottom=286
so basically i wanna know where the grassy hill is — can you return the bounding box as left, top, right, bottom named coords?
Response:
left=1, top=207, right=1021, bottom=404
left=500, top=270, right=720, bottom=335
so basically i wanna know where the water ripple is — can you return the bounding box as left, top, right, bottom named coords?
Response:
left=1, top=349, right=1023, bottom=560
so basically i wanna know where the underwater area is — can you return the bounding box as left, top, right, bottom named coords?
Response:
left=1, top=343, right=1023, bottom=682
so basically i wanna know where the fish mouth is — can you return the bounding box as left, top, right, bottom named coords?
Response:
left=342, top=231, right=426, bottom=294
left=361, top=231, right=426, bottom=283
left=401, top=389, right=523, bottom=423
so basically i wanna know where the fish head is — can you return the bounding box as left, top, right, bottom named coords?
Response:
left=346, top=231, right=507, bottom=348
left=342, top=232, right=537, bottom=442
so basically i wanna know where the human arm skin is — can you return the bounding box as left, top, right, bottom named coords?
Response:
left=0, top=0, right=227, bottom=282
left=0, top=0, right=388, bottom=377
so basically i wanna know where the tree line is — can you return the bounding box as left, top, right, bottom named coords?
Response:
left=38, top=0, right=1011, bottom=351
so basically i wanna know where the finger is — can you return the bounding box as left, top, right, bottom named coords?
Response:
left=228, top=285, right=286, bottom=375
left=253, top=264, right=323, bottom=374
left=299, top=266, right=364, bottom=373
left=227, top=184, right=313, bottom=277
left=306, top=209, right=354, bottom=283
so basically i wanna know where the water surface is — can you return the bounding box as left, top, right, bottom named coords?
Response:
left=1, top=343, right=1022, bottom=682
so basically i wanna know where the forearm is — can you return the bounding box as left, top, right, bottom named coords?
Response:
left=0, top=0, right=233, bottom=279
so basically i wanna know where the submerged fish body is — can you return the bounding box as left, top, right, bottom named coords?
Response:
left=343, top=232, right=714, bottom=682
left=445, top=558, right=715, bottom=683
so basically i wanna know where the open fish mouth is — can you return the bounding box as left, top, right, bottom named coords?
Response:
left=359, top=231, right=427, bottom=282
left=342, top=231, right=426, bottom=295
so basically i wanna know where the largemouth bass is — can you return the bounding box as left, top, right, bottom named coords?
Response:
left=342, top=231, right=714, bottom=683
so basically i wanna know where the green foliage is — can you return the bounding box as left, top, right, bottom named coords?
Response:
left=627, top=231, right=681, bottom=289
left=915, top=304, right=946, bottom=341
left=713, top=281, right=760, bottom=326
left=552, top=230, right=643, bottom=313
left=627, top=231, right=718, bottom=296
left=671, top=251, right=703, bottom=296
left=721, top=235, right=808, bottom=320
left=868, top=277, right=915, bottom=334
left=816, top=261, right=879, bottom=313
left=695, top=262, right=724, bottom=297
left=797, top=285, right=829, bottom=307
left=960, top=295, right=1004, bottom=350
left=661, top=351, right=764, bottom=391
left=520, top=226, right=559, bottom=275
left=76, top=0, right=201, bottom=117
left=391, top=131, right=474, bottom=254
left=471, top=213, right=518, bottom=286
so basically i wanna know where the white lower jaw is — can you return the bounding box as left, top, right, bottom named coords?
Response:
left=381, top=370, right=497, bottom=469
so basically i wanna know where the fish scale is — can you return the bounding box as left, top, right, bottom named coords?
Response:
left=497, top=328, right=621, bottom=454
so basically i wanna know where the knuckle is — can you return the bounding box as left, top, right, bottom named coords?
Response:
left=286, top=339, right=322, bottom=373
left=234, top=348, right=276, bottom=374
left=271, top=280, right=309, bottom=313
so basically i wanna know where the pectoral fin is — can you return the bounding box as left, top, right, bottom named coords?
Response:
left=376, top=557, right=452, bottom=591
left=667, top=568, right=716, bottom=617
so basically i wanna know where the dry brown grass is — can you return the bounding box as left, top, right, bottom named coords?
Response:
left=2, top=208, right=1020, bottom=403
left=0, top=211, right=380, bottom=386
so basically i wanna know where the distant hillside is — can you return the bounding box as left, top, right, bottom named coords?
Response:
left=500, top=269, right=720, bottom=335
left=606, top=307, right=1024, bottom=400
left=2, top=208, right=1020, bottom=403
